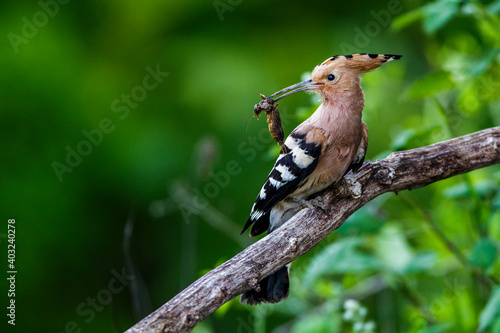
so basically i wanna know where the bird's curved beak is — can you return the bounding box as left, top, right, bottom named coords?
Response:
left=269, top=79, right=324, bottom=102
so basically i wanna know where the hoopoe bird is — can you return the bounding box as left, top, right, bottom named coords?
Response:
left=240, top=53, right=402, bottom=305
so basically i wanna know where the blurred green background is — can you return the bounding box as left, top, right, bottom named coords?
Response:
left=1, top=0, right=499, bottom=332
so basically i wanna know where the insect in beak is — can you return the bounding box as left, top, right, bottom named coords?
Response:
left=253, top=79, right=323, bottom=149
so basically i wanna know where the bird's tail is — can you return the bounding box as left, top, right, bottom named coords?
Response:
left=240, top=265, right=289, bottom=305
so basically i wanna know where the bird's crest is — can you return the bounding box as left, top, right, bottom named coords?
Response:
left=315, top=53, right=402, bottom=73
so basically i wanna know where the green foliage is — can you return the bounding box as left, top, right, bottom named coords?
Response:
left=302, top=238, right=381, bottom=287
left=291, top=308, right=342, bottom=333
left=422, top=0, right=462, bottom=34
left=374, top=225, right=437, bottom=275
left=478, top=287, right=500, bottom=332
left=407, top=70, right=455, bottom=99
left=469, top=239, right=498, bottom=270
left=2, top=0, right=499, bottom=332
left=419, top=324, right=453, bottom=333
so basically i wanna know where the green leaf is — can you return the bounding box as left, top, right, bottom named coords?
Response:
left=291, top=306, right=341, bottom=333
left=487, top=0, right=500, bottom=13
left=422, top=0, right=461, bottom=34
left=478, top=286, right=500, bottom=331
left=391, top=128, right=417, bottom=150
left=303, top=238, right=381, bottom=287
left=469, top=238, right=498, bottom=270
left=418, top=323, right=452, bottom=333
left=407, top=71, right=455, bottom=99
left=373, top=227, right=436, bottom=274
left=374, top=225, right=413, bottom=274
left=466, top=49, right=500, bottom=77
left=338, top=205, right=384, bottom=235
left=392, top=8, right=425, bottom=31
left=389, top=126, right=440, bottom=151
left=443, top=181, right=498, bottom=200
left=405, top=251, right=437, bottom=273
left=492, top=190, right=500, bottom=211
left=492, top=316, right=500, bottom=333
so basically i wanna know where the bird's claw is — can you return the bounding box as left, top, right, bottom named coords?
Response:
left=286, top=197, right=327, bottom=212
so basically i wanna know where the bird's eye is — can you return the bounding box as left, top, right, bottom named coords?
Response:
left=327, top=74, right=336, bottom=81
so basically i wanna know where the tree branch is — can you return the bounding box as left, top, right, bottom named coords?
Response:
left=126, top=127, right=500, bottom=333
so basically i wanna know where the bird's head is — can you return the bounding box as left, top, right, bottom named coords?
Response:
left=268, top=53, right=402, bottom=102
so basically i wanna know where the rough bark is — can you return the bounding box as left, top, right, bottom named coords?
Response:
left=125, top=127, right=500, bottom=333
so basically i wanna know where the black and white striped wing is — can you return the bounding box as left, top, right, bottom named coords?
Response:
left=241, top=132, right=322, bottom=236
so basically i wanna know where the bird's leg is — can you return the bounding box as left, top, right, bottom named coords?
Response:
left=285, top=197, right=327, bottom=212
left=342, top=169, right=372, bottom=199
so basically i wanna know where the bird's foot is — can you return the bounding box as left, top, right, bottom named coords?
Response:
left=286, top=197, right=327, bottom=212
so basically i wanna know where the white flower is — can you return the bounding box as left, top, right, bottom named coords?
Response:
left=353, top=322, right=364, bottom=332
left=343, top=310, right=354, bottom=321
left=344, top=299, right=359, bottom=310
left=364, top=321, right=376, bottom=331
